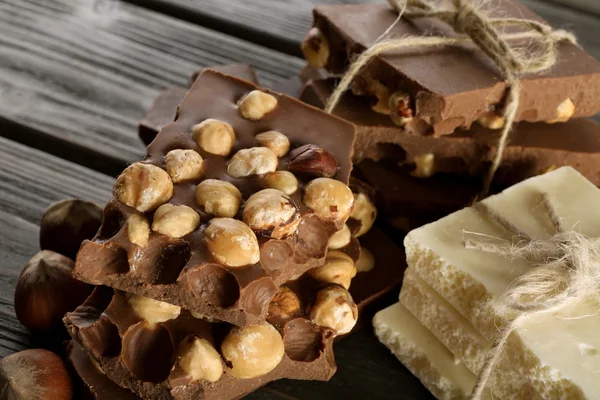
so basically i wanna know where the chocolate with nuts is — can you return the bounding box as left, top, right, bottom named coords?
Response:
left=308, top=2, right=600, bottom=135
left=74, top=69, right=356, bottom=327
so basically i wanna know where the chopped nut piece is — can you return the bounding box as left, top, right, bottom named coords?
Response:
left=547, top=98, right=575, bottom=123
left=127, top=293, right=181, bottom=325
left=268, top=286, right=301, bottom=320
left=287, top=144, right=338, bottom=178
left=227, top=147, right=278, bottom=178
left=410, top=153, right=435, bottom=178
left=389, top=91, right=413, bottom=126
left=237, top=90, right=278, bottom=121
left=309, top=285, right=358, bottom=335
left=192, top=119, right=236, bottom=156
left=176, top=335, right=223, bottom=383
left=243, top=189, right=300, bottom=239
left=356, top=246, right=375, bottom=272
left=127, top=214, right=151, bottom=247
left=165, top=149, right=204, bottom=183
left=204, top=218, right=260, bottom=267
left=152, top=204, right=200, bottom=238
left=114, top=163, right=173, bottom=212
left=328, top=224, right=351, bottom=249
left=477, top=111, right=505, bottom=129
left=370, top=81, right=392, bottom=115
left=308, top=250, right=357, bottom=289
left=255, top=131, right=290, bottom=157
left=221, top=323, right=284, bottom=379
left=350, top=192, right=377, bottom=238
left=301, top=27, right=330, bottom=68
left=261, top=171, right=298, bottom=195
left=195, top=179, right=242, bottom=218
left=303, top=178, right=354, bottom=224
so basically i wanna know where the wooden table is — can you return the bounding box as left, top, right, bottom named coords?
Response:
left=0, top=1, right=598, bottom=399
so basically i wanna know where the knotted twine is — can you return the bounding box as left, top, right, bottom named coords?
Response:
left=463, top=193, right=600, bottom=399
left=324, top=0, right=577, bottom=195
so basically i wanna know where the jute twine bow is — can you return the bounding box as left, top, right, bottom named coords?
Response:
left=463, top=193, right=600, bottom=399
left=325, top=0, right=577, bottom=195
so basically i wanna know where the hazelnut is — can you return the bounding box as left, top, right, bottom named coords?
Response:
left=370, top=81, right=392, bottom=115
left=204, top=218, right=260, bottom=267
left=175, top=335, right=223, bottom=383
left=127, top=214, right=151, bottom=247
left=195, top=179, right=242, bottom=218
left=261, top=171, right=298, bottom=195
left=39, top=199, right=103, bottom=260
left=237, top=90, right=278, bottom=121
left=192, top=119, right=236, bottom=156
left=221, top=323, right=284, bottom=379
left=542, top=165, right=559, bottom=174
left=165, top=149, right=204, bottom=183
left=227, top=147, right=278, bottom=178
left=410, top=153, right=435, bottom=178
left=255, top=131, right=290, bottom=157
left=0, top=349, right=73, bottom=400
left=301, top=27, right=330, bottom=68
left=303, top=178, right=354, bottom=224
left=389, top=91, right=413, bottom=126
left=127, top=293, right=181, bottom=325
left=350, top=192, right=377, bottom=238
left=287, top=144, right=338, bottom=178
left=14, top=251, right=91, bottom=332
left=328, top=224, right=351, bottom=249
left=114, top=163, right=173, bottom=212
left=267, top=286, right=301, bottom=320
left=547, top=98, right=575, bottom=123
left=477, top=111, right=505, bottom=129
left=308, top=250, right=356, bottom=289
left=152, top=204, right=200, bottom=238
left=356, top=246, right=375, bottom=272
left=309, top=285, right=358, bottom=335
left=243, top=189, right=300, bottom=239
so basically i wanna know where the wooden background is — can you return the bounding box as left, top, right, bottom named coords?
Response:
left=0, top=0, right=598, bottom=399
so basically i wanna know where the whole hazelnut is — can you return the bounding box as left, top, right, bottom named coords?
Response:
left=260, top=171, right=298, bottom=195
left=237, top=90, right=278, bottom=121
left=127, top=213, right=151, bottom=247
left=204, top=218, right=260, bottom=267
left=301, top=27, right=330, bottom=68
left=303, top=178, right=354, bottom=224
left=113, top=163, right=173, bottom=212
left=221, top=323, right=284, bottom=379
left=165, top=149, right=204, bottom=183
left=356, top=246, right=375, bottom=272
left=152, top=204, right=201, bottom=238
left=267, top=286, right=301, bottom=320
left=0, top=349, right=73, bottom=400
left=309, top=285, right=358, bottom=335
left=287, top=144, right=338, bottom=178
left=477, top=111, right=505, bottom=130
left=195, top=179, right=242, bottom=218
left=243, top=189, right=300, bottom=239
left=255, top=131, right=290, bottom=157
left=350, top=192, right=377, bottom=238
left=547, top=98, right=575, bottom=123
left=192, top=119, right=236, bottom=156
left=175, top=335, right=223, bottom=383
left=39, top=198, right=103, bottom=260
left=328, top=224, right=351, bottom=249
left=227, top=147, right=278, bottom=178
left=307, top=250, right=356, bottom=289
left=127, top=293, right=181, bottom=326
left=14, top=251, right=91, bottom=332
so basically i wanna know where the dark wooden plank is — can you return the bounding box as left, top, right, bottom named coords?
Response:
left=0, top=0, right=304, bottom=175
left=544, top=0, right=600, bottom=16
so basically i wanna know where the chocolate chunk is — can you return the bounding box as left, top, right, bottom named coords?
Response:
left=301, top=77, right=600, bottom=187
left=74, top=69, right=356, bottom=327
left=310, top=1, right=600, bottom=135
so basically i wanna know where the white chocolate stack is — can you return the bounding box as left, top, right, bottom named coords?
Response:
left=374, top=167, right=600, bottom=399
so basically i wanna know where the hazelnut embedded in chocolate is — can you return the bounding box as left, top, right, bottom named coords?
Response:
left=350, top=191, right=377, bottom=238
left=237, top=90, right=278, bottom=121
left=113, top=163, right=173, bottom=212
left=152, top=204, right=201, bottom=238
left=328, top=224, right=352, bottom=249
left=287, top=144, right=338, bottom=178
left=255, top=130, right=290, bottom=157
left=547, top=98, right=575, bottom=123
left=268, top=286, right=301, bottom=321
left=195, top=179, right=242, bottom=218
left=356, top=246, right=375, bottom=272
left=242, top=189, right=300, bottom=239
left=260, top=171, right=299, bottom=195
left=175, top=335, right=223, bottom=383
left=204, top=218, right=260, bottom=267
left=127, top=293, right=181, bottom=325
left=227, top=147, right=278, bottom=178
left=303, top=177, right=354, bottom=224
left=165, top=149, right=204, bottom=183
left=301, top=27, right=330, bottom=68
left=308, top=250, right=357, bottom=289
left=127, top=213, right=151, bottom=247
left=192, top=119, right=236, bottom=156
left=477, top=111, right=505, bottom=129
left=410, top=153, right=435, bottom=178
left=388, top=90, right=413, bottom=126
left=309, top=285, right=358, bottom=335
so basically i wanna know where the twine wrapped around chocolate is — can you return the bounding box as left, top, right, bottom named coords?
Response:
left=325, top=0, right=577, bottom=194
left=463, top=193, right=600, bottom=399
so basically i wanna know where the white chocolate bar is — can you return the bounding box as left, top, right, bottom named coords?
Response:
left=405, top=167, right=600, bottom=399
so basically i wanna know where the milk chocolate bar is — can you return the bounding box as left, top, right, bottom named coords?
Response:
left=74, top=69, right=356, bottom=327
left=307, top=2, right=600, bottom=135
left=302, top=78, right=600, bottom=187
left=139, top=64, right=260, bottom=146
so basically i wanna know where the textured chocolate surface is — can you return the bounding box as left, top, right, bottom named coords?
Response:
left=139, top=64, right=260, bottom=146
left=302, top=78, right=600, bottom=186
left=65, top=287, right=336, bottom=400
left=313, top=1, right=600, bottom=135
left=74, top=70, right=356, bottom=326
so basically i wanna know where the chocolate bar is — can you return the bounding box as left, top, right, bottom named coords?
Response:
left=306, top=1, right=600, bottom=135
left=139, top=64, right=260, bottom=146
left=301, top=78, right=600, bottom=187
left=74, top=69, right=356, bottom=327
